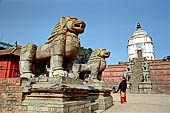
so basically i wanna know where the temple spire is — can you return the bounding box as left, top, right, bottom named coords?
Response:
left=136, top=23, right=141, bottom=29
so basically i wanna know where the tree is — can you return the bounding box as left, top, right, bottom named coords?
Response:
left=167, top=56, right=170, bottom=60
left=74, top=47, right=93, bottom=64
left=163, top=56, right=170, bottom=61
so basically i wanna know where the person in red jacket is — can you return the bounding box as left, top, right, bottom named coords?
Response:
left=116, top=77, right=127, bottom=104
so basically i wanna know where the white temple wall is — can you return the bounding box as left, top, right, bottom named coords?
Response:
left=128, top=23, right=154, bottom=61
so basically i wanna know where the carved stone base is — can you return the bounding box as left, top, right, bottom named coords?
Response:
left=126, top=82, right=132, bottom=93
left=138, top=82, right=152, bottom=94
left=96, top=93, right=113, bottom=111
left=87, top=80, right=113, bottom=112
left=22, top=93, right=91, bottom=113
left=20, top=76, right=113, bottom=113
left=127, top=82, right=152, bottom=94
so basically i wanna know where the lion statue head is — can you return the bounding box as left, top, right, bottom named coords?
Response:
left=88, top=48, right=110, bottom=64
left=46, top=16, right=86, bottom=44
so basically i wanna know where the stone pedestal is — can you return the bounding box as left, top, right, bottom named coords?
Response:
left=20, top=76, right=113, bottom=113
left=96, top=91, right=113, bottom=111
left=87, top=80, right=113, bottom=112
left=127, top=82, right=152, bottom=94
left=21, top=76, right=91, bottom=113
left=138, top=82, right=152, bottom=94
left=126, top=82, right=131, bottom=93
left=22, top=93, right=91, bottom=113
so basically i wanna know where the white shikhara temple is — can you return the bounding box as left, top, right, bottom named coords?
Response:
left=128, top=23, right=155, bottom=61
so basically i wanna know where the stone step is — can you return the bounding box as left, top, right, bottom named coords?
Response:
left=93, top=110, right=104, bottom=113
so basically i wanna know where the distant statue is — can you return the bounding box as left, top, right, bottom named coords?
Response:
left=124, top=72, right=130, bottom=82
left=72, top=48, right=110, bottom=81
left=20, top=16, right=86, bottom=78
left=143, top=74, right=150, bottom=82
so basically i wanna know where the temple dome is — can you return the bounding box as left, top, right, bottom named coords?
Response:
left=128, top=23, right=154, bottom=61
left=131, top=23, right=148, bottom=38
left=132, top=28, right=148, bottom=37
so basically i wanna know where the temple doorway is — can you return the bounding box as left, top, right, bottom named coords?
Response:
left=137, top=50, right=142, bottom=58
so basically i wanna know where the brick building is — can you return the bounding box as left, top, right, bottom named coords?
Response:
left=0, top=44, right=21, bottom=78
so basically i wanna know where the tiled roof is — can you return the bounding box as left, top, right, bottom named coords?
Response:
left=0, top=47, right=21, bottom=56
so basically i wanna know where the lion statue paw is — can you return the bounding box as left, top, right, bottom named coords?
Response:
left=68, top=72, right=79, bottom=79
left=53, top=70, right=68, bottom=77
left=21, top=73, right=35, bottom=79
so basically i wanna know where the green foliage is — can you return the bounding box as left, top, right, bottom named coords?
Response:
left=74, top=47, right=93, bottom=64
left=167, top=56, right=170, bottom=60
left=163, top=56, right=170, bottom=61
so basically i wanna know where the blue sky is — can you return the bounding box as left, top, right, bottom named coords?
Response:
left=0, top=0, right=170, bottom=65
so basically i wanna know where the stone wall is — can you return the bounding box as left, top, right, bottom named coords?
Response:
left=149, top=60, right=170, bottom=94
left=0, top=78, right=23, bottom=113
left=102, top=64, right=127, bottom=88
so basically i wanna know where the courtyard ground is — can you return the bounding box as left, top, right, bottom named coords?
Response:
left=102, top=93, right=170, bottom=113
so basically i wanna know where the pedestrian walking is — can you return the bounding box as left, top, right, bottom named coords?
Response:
left=116, top=77, right=127, bottom=104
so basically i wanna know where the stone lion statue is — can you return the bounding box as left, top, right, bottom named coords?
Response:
left=72, top=48, right=110, bottom=81
left=20, top=16, right=86, bottom=78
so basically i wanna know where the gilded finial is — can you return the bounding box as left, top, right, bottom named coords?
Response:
left=136, top=23, right=141, bottom=29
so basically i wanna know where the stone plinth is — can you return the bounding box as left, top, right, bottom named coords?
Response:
left=127, top=82, right=152, bottom=94
left=96, top=91, right=113, bottom=111
left=22, top=92, right=91, bottom=113
left=138, top=82, right=152, bottom=94
left=20, top=76, right=113, bottom=113
left=87, top=80, right=113, bottom=112
left=21, top=76, right=91, bottom=113
left=0, top=76, right=113, bottom=112
left=126, top=82, right=131, bottom=93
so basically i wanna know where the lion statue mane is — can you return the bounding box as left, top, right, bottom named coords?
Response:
left=72, top=48, right=110, bottom=81
left=20, top=16, right=86, bottom=78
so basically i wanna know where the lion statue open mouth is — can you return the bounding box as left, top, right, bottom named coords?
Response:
left=72, top=48, right=110, bottom=81
left=20, top=16, right=86, bottom=78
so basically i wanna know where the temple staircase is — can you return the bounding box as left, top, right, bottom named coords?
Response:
left=129, top=58, right=145, bottom=93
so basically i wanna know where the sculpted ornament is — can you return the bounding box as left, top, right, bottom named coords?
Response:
left=20, top=16, right=86, bottom=78
left=72, top=48, right=110, bottom=81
